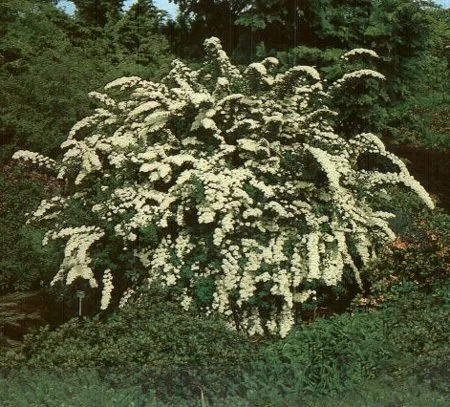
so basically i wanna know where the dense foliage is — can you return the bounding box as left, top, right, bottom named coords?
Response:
left=0, top=165, right=61, bottom=293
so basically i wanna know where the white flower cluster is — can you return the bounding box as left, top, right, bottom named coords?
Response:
left=12, top=150, right=57, bottom=171
left=119, top=288, right=135, bottom=308
left=104, top=76, right=142, bottom=90
left=203, top=37, right=242, bottom=83
left=349, top=133, right=435, bottom=210
left=100, top=269, right=113, bottom=310
left=44, top=226, right=104, bottom=288
left=27, top=196, right=66, bottom=223
left=17, top=38, right=435, bottom=337
left=341, top=48, right=380, bottom=60
left=331, top=69, right=386, bottom=90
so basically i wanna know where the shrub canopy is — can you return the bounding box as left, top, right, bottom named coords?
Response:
left=13, top=37, right=434, bottom=337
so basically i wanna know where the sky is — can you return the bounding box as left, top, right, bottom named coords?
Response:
left=58, top=0, right=449, bottom=19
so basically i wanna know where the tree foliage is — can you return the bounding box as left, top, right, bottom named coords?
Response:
left=0, top=0, right=172, bottom=159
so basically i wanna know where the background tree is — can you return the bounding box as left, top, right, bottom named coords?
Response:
left=0, top=0, right=88, bottom=157
left=234, top=0, right=448, bottom=145
left=106, top=0, right=172, bottom=71
left=72, top=0, right=124, bottom=27
left=0, top=0, right=173, bottom=159
left=171, top=0, right=248, bottom=58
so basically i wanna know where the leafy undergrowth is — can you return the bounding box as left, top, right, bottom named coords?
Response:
left=1, top=287, right=448, bottom=406
left=1, top=196, right=448, bottom=406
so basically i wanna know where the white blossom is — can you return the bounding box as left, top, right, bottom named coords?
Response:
left=341, top=48, right=380, bottom=59
left=100, top=269, right=113, bottom=310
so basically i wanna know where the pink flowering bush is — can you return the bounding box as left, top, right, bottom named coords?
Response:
left=13, top=38, right=435, bottom=337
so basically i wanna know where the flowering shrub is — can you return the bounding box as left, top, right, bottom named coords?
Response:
left=13, top=38, right=435, bottom=337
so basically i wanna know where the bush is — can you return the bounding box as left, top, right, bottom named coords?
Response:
left=12, top=37, right=435, bottom=337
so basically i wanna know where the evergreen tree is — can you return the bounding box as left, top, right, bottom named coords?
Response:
left=72, top=0, right=124, bottom=27
left=172, top=0, right=247, bottom=56
left=108, top=0, right=172, bottom=72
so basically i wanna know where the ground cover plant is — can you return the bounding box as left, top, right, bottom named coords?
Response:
left=1, top=272, right=448, bottom=405
left=12, top=37, right=436, bottom=338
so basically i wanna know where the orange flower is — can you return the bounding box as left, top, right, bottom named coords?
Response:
left=392, top=238, right=408, bottom=249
